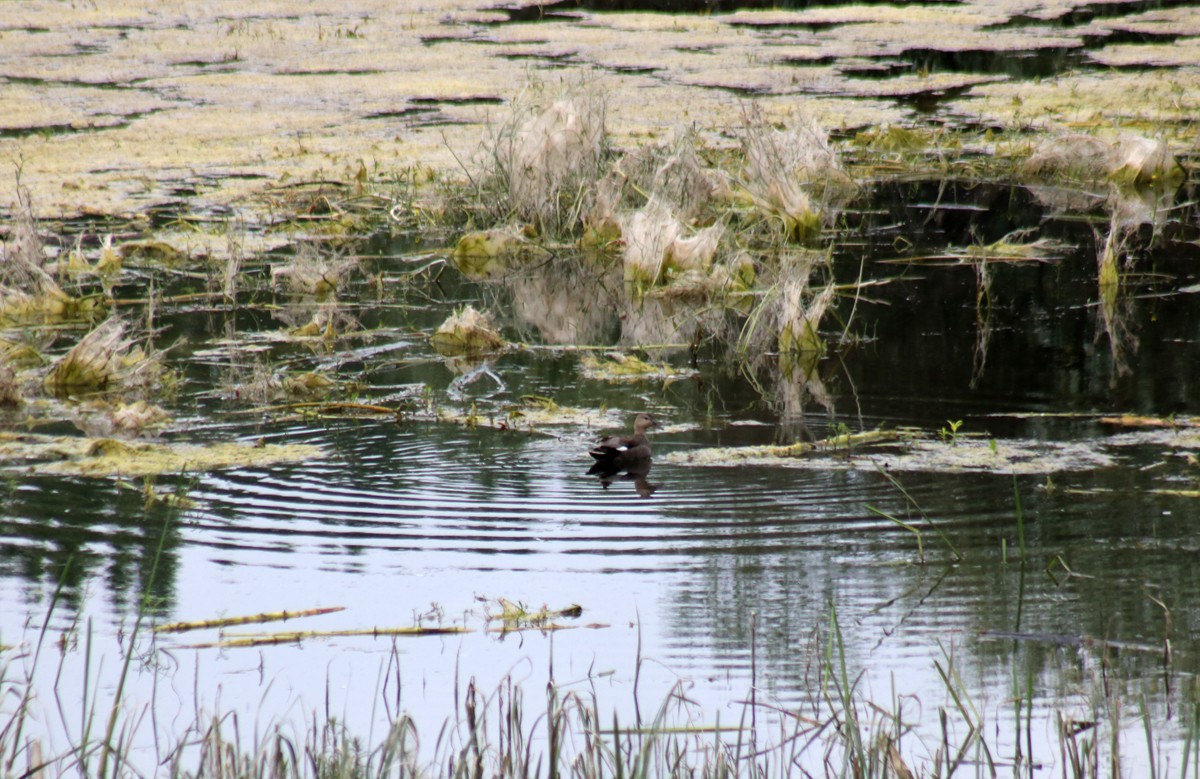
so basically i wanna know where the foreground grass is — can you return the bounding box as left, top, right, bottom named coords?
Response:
left=4, top=596, right=1199, bottom=778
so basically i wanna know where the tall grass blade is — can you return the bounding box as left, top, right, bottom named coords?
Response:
left=872, top=466, right=962, bottom=561
left=1013, top=475, right=1027, bottom=564
left=98, top=511, right=174, bottom=779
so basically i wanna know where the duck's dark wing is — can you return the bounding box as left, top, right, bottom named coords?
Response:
left=588, top=434, right=634, bottom=460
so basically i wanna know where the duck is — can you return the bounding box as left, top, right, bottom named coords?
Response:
left=587, top=413, right=656, bottom=476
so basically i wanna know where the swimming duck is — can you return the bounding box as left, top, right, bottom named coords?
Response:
left=587, top=413, right=656, bottom=475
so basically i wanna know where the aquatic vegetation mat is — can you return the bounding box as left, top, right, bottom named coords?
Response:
left=579, top=351, right=698, bottom=382
left=3, top=0, right=1197, bottom=225
left=0, top=432, right=323, bottom=477
left=665, top=428, right=1119, bottom=474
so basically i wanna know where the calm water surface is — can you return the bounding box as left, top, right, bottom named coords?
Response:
left=2, top=179, right=1199, bottom=775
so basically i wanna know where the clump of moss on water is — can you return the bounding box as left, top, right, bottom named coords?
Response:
left=430, top=305, right=507, bottom=356
left=579, top=351, right=698, bottom=383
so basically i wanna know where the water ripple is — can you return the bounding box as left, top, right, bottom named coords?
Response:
left=181, top=420, right=995, bottom=574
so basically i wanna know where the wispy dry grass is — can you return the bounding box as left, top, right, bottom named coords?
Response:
left=270, top=242, right=360, bottom=297
left=0, top=186, right=86, bottom=326
left=478, top=83, right=609, bottom=238
left=739, top=104, right=847, bottom=242
left=43, top=316, right=165, bottom=397
left=0, top=362, right=20, bottom=407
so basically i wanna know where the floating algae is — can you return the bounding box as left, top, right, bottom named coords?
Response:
left=493, top=395, right=617, bottom=430
left=580, top=352, right=697, bottom=383
left=430, top=396, right=617, bottom=433
left=0, top=432, right=323, bottom=478
left=450, top=226, right=542, bottom=279
left=665, top=431, right=1115, bottom=475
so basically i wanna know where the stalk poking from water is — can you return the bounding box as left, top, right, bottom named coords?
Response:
left=96, top=510, right=174, bottom=779
left=1013, top=475, right=1027, bottom=564
left=825, top=602, right=865, bottom=774
left=2, top=554, right=76, bottom=777
left=871, top=465, right=962, bottom=562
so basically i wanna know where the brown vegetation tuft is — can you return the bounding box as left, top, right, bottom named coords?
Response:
left=485, top=85, right=608, bottom=236
left=44, top=317, right=164, bottom=396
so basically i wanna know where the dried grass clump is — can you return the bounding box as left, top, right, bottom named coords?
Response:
left=282, top=371, right=335, bottom=399
left=225, top=360, right=283, bottom=404
left=74, top=399, right=172, bottom=437
left=2, top=190, right=54, bottom=292
left=583, top=131, right=729, bottom=255
left=612, top=133, right=730, bottom=223
left=1108, top=135, right=1183, bottom=186
left=740, top=105, right=844, bottom=241
left=0, top=189, right=85, bottom=324
left=620, top=198, right=683, bottom=286
left=109, top=400, right=172, bottom=435
left=62, top=234, right=123, bottom=288
left=739, top=249, right=833, bottom=365
left=270, top=243, right=359, bottom=296
left=1022, top=133, right=1184, bottom=189
left=272, top=300, right=358, bottom=342
left=581, top=172, right=625, bottom=250
left=217, top=358, right=334, bottom=404
left=430, top=305, right=506, bottom=356
left=620, top=198, right=725, bottom=289
left=490, top=87, right=607, bottom=236
left=702, top=250, right=757, bottom=301
left=779, top=277, right=835, bottom=356
left=0, top=363, right=21, bottom=407
left=44, top=317, right=164, bottom=396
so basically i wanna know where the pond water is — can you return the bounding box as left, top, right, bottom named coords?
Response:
left=2, top=176, right=1200, bottom=776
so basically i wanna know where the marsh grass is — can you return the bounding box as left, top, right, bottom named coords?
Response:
left=473, top=83, right=609, bottom=240
left=738, top=104, right=847, bottom=243
left=5, top=586, right=1197, bottom=778
left=0, top=187, right=98, bottom=327
left=43, top=315, right=166, bottom=397
left=446, top=88, right=858, bottom=389
left=270, top=241, right=360, bottom=298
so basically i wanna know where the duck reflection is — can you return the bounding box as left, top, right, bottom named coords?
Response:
left=586, top=413, right=658, bottom=497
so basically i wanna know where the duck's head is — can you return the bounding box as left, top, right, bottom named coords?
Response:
left=633, top=413, right=657, bottom=434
